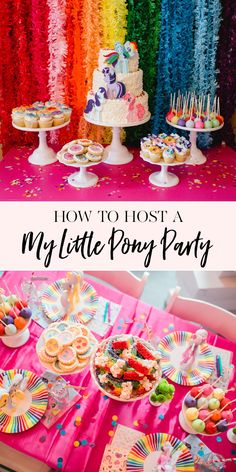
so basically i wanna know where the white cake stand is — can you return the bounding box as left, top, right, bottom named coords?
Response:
left=13, top=121, right=70, bottom=166
left=140, top=151, right=189, bottom=188
left=166, top=120, right=224, bottom=165
left=57, top=154, right=103, bottom=188
left=85, top=114, right=151, bottom=165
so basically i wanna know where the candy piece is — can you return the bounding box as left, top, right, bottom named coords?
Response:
left=45, top=338, right=60, bottom=356
left=19, top=308, right=32, bottom=319
left=190, top=387, right=201, bottom=398
left=112, top=339, right=130, bottom=351
left=211, top=411, right=222, bottom=422
left=221, top=410, right=233, bottom=422
left=3, top=315, right=14, bottom=325
left=14, top=316, right=27, bottom=330
left=73, top=335, right=90, bottom=354
left=217, top=419, right=228, bottom=432
left=127, top=358, right=149, bottom=376
left=198, top=409, right=210, bottom=421
left=197, top=397, right=208, bottom=409
left=186, top=407, right=199, bottom=421
left=205, top=421, right=217, bottom=435
left=192, top=419, right=205, bottom=433
left=202, top=385, right=213, bottom=396
left=136, top=340, right=156, bottom=360
left=5, top=324, right=17, bottom=336
left=184, top=394, right=197, bottom=408
left=220, top=398, right=231, bottom=410
left=208, top=398, right=220, bottom=410
left=123, top=370, right=144, bottom=380
left=213, top=388, right=224, bottom=401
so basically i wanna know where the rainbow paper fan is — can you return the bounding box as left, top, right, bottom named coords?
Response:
left=158, top=331, right=214, bottom=386
left=0, top=369, right=48, bottom=433
left=126, top=433, right=194, bottom=471
left=41, top=279, right=98, bottom=324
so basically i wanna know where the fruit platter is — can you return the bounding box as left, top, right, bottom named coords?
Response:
left=90, top=335, right=161, bottom=402
left=180, top=383, right=236, bottom=436
left=36, top=321, right=97, bottom=375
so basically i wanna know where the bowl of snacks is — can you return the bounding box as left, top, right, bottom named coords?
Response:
left=149, top=378, right=175, bottom=406
left=0, top=294, right=32, bottom=348
left=180, top=384, right=234, bottom=436
left=36, top=321, right=97, bottom=375
left=90, top=335, right=161, bottom=402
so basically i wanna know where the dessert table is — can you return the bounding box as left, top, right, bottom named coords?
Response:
left=0, top=271, right=235, bottom=472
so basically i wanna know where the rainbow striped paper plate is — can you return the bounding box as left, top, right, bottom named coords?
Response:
left=158, top=331, right=214, bottom=386
left=126, top=433, right=194, bottom=471
left=0, top=369, right=48, bottom=433
left=41, top=278, right=98, bottom=324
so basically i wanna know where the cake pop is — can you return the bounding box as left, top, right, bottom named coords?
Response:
left=184, top=394, right=197, bottom=408
left=186, top=407, right=199, bottom=421
left=208, top=398, right=220, bottom=410
left=197, top=397, right=208, bottom=409
left=221, top=410, right=233, bottom=422
left=199, top=409, right=210, bottom=421
left=171, top=115, right=179, bottom=125
left=5, top=324, right=17, bottom=336
left=211, top=411, right=222, bottom=422
left=220, top=398, right=231, bottom=410
left=0, top=324, right=5, bottom=336
left=3, top=315, right=14, bottom=325
left=204, top=119, right=213, bottom=129
left=177, top=118, right=186, bottom=127
left=195, top=120, right=204, bottom=129
left=20, top=308, right=32, bottom=319
left=192, top=419, right=205, bottom=433
left=185, top=119, right=195, bottom=128
left=212, top=118, right=220, bottom=128
left=213, top=388, right=224, bottom=401
left=205, top=421, right=217, bottom=435
left=217, top=419, right=228, bottom=432
left=14, top=316, right=27, bottom=330
left=202, top=384, right=214, bottom=396
left=190, top=386, right=201, bottom=398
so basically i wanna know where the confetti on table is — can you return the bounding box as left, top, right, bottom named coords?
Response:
left=60, top=429, right=66, bottom=436
left=74, top=441, right=80, bottom=448
left=108, top=430, right=114, bottom=437
left=112, top=415, right=118, bottom=421
left=133, top=420, right=139, bottom=427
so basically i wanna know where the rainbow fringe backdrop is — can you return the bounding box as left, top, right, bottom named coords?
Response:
left=0, top=0, right=235, bottom=153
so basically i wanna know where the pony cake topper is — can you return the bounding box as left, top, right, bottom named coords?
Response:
left=153, top=441, right=181, bottom=472
left=84, top=87, right=107, bottom=120
left=104, top=41, right=138, bottom=74
left=102, top=67, right=126, bottom=99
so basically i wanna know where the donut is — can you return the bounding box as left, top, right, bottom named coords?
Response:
left=86, top=153, right=102, bottom=163
left=87, top=143, right=103, bottom=156
left=57, top=330, right=74, bottom=346
left=77, top=139, right=93, bottom=147
left=68, top=144, right=84, bottom=155
left=58, top=346, right=77, bottom=365
left=45, top=337, right=60, bottom=356
left=73, top=335, right=90, bottom=354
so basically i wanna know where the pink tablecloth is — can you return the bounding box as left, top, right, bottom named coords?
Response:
left=0, top=271, right=235, bottom=472
left=1, top=145, right=236, bottom=201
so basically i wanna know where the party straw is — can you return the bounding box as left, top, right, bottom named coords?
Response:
left=216, top=355, right=224, bottom=377
left=103, top=302, right=109, bottom=323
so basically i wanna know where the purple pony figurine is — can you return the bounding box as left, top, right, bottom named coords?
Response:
left=102, top=67, right=126, bottom=99
left=84, top=87, right=107, bottom=119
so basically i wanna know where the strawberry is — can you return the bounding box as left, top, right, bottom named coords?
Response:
left=123, top=370, right=144, bottom=381
left=112, top=340, right=129, bottom=350
left=136, top=341, right=156, bottom=360
left=127, top=358, right=149, bottom=375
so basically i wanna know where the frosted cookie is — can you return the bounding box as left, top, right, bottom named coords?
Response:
left=68, top=144, right=84, bottom=155
left=77, top=358, right=90, bottom=369
left=57, top=330, right=74, bottom=346
left=77, top=344, right=95, bottom=359
left=87, top=143, right=103, bottom=156
left=53, top=360, right=64, bottom=373
left=58, top=346, right=77, bottom=365
left=73, top=335, right=90, bottom=355
left=62, top=152, right=75, bottom=164
left=59, top=359, right=79, bottom=372
left=80, top=325, right=90, bottom=338
left=74, top=155, right=89, bottom=165
left=43, top=328, right=60, bottom=342
left=67, top=325, right=82, bottom=337
left=86, top=153, right=102, bottom=163
left=39, top=348, right=57, bottom=363
left=57, top=321, right=70, bottom=332
left=45, top=337, right=60, bottom=357
left=77, top=139, right=93, bottom=147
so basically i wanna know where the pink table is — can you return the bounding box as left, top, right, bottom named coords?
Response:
left=1, top=145, right=236, bottom=200
left=0, top=271, right=236, bottom=472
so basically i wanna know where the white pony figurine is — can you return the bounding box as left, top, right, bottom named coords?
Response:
left=180, top=329, right=208, bottom=374
left=61, top=271, right=83, bottom=314
left=152, top=442, right=180, bottom=472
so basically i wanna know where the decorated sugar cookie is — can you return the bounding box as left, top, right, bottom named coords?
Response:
left=67, top=325, right=82, bottom=337
left=59, top=359, right=79, bottom=372
left=57, top=330, right=74, bottom=346
left=58, top=346, right=77, bottom=365
left=77, top=139, right=93, bottom=147
left=56, top=322, right=69, bottom=332
left=45, top=338, right=60, bottom=357
left=80, top=325, right=90, bottom=338
left=87, top=143, right=103, bottom=156
left=39, top=348, right=57, bottom=363
left=43, top=328, right=60, bottom=341
left=68, top=144, right=84, bottom=155
left=73, top=335, right=90, bottom=354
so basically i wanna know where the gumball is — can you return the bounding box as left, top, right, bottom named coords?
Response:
left=14, top=316, right=27, bottom=330
left=217, top=419, right=228, bottom=432
left=205, top=421, right=217, bottom=435
left=208, top=398, right=220, bottom=410
left=190, top=387, right=200, bottom=398
left=5, top=324, right=17, bottom=336
left=202, top=385, right=213, bottom=396
left=186, top=407, right=199, bottom=421
left=3, top=315, right=14, bottom=325
left=199, top=409, right=210, bottom=421
left=213, top=388, right=224, bottom=401
left=197, top=397, right=208, bottom=409
left=220, top=398, right=231, bottom=410
left=192, top=419, right=205, bottom=433
left=20, top=308, right=32, bottom=319
left=211, top=411, right=222, bottom=422
left=0, top=324, right=5, bottom=336
left=184, top=394, right=197, bottom=408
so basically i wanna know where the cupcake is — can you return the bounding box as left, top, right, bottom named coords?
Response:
left=45, top=100, right=57, bottom=108
left=175, top=147, right=188, bottom=163
left=39, top=113, right=53, bottom=128
left=52, top=111, right=65, bottom=126
left=148, top=146, right=162, bottom=163
left=32, top=101, right=45, bottom=110
left=60, top=106, right=72, bottom=122
left=140, top=138, right=152, bottom=158
left=24, top=112, right=39, bottom=128
left=163, top=147, right=175, bottom=164
left=12, top=109, right=25, bottom=127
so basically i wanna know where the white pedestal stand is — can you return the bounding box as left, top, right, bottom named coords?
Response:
left=13, top=121, right=70, bottom=166
left=166, top=120, right=224, bottom=166
left=227, top=428, right=236, bottom=443
left=85, top=114, right=150, bottom=166
left=0, top=321, right=31, bottom=348
left=140, top=152, right=188, bottom=188
left=57, top=153, right=103, bottom=189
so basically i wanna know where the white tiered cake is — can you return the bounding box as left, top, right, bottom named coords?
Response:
left=84, top=41, right=150, bottom=125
